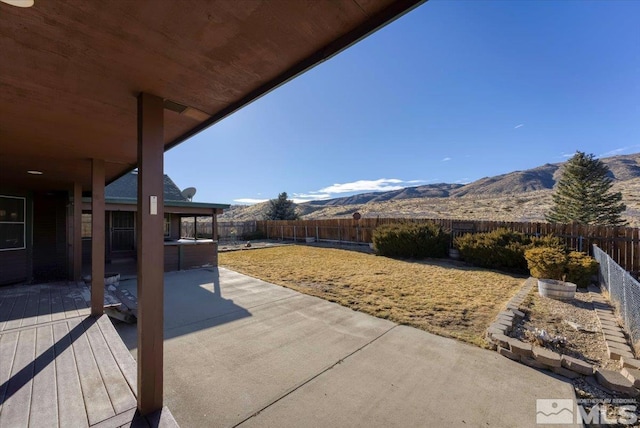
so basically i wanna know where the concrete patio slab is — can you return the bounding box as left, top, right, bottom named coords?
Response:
left=115, top=267, right=577, bottom=428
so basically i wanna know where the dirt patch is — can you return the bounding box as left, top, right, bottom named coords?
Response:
left=511, top=285, right=640, bottom=413
left=512, top=288, right=620, bottom=371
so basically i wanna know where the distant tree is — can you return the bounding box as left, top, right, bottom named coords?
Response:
left=264, top=192, right=298, bottom=220
left=546, top=151, right=626, bottom=226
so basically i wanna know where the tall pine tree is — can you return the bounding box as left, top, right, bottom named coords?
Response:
left=264, top=192, right=298, bottom=220
left=546, top=151, right=626, bottom=226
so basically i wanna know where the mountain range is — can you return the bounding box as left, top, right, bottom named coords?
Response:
left=220, top=153, right=640, bottom=226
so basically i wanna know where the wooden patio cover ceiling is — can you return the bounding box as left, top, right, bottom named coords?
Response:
left=0, top=0, right=425, bottom=192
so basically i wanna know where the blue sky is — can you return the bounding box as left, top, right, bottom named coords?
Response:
left=165, top=0, right=640, bottom=205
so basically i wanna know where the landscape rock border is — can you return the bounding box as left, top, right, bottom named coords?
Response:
left=486, top=278, right=640, bottom=398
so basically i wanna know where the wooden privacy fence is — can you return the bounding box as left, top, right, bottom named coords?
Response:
left=217, top=221, right=258, bottom=241
left=255, top=218, right=640, bottom=274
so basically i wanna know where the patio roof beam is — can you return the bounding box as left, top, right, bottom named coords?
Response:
left=136, top=92, right=165, bottom=414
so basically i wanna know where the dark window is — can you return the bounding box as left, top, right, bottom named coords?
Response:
left=0, top=196, right=26, bottom=250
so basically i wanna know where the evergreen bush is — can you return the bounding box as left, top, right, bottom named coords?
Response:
left=372, top=222, right=449, bottom=259
left=524, top=247, right=598, bottom=288
left=454, top=228, right=531, bottom=270
left=524, top=247, right=567, bottom=280
left=565, top=251, right=599, bottom=288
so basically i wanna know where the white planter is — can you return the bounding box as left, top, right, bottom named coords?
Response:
left=305, top=237, right=315, bottom=243
left=537, top=279, right=576, bottom=301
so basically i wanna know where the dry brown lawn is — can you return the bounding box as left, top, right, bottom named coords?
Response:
left=219, top=245, right=525, bottom=347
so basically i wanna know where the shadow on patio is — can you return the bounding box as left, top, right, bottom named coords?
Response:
left=115, top=268, right=258, bottom=350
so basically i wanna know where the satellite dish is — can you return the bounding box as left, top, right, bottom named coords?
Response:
left=181, top=187, right=197, bottom=201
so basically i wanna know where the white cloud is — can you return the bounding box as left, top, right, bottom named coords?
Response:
left=442, top=157, right=452, bottom=162
left=235, top=178, right=429, bottom=205
left=318, top=178, right=420, bottom=194
left=598, top=145, right=640, bottom=158
left=455, top=178, right=471, bottom=184
left=291, top=193, right=332, bottom=203
left=514, top=124, right=524, bottom=129
left=233, top=198, right=268, bottom=205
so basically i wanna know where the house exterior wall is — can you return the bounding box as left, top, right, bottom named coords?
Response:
left=32, top=192, right=68, bottom=282
left=164, top=241, right=217, bottom=272
left=0, top=190, right=31, bottom=285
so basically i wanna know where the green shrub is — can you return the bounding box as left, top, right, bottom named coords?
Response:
left=524, top=247, right=598, bottom=288
left=565, top=251, right=599, bottom=288
left=372, top=222, right=449, bottom=259
left=454, top=228, right=531, bottom=270
left=524, top=247, right=567, bottom=280
left=529, top=235, right=565, bottom=250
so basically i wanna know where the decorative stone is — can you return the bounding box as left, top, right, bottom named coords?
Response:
left=621, top=357, right=640, bottom=370
left=520, top=355, right=549, bottom=370
left=604, top=334, right=628, bottom=345
left=506, top=338, right=533, bottom=357
left=595, top=369, right=640, bottom=397
left=498, top=346, right=520, bottom=361
left=602, top=326, right=624, bottom=338
left=510, top=309, right=525, bottom=318
left=491, top=333, right=511, bottom=348
left=621, top=367, right=640, bottom=389
left=486, top=327, right=504, bottom=340
left=496, top=315, right=514, bottom=325
left=551, top=366, right=580, bottom=380
left=532, top=346, right=562, bottom=368
left=561, top=355, right=594, bottom=376
left=607, top=343, right=636, bottom=361
left=493, top=320, right=512, bottom=332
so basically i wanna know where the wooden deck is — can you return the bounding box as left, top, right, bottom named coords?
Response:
left=0, top=282, right=177, bottom=427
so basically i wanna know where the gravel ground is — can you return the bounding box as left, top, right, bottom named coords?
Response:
left=513, top=288, right=619, bottom=371
left=512, top=285, right=639, bottom=425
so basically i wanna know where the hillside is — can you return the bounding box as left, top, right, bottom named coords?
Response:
left=220, top=153, right=640, bottom=226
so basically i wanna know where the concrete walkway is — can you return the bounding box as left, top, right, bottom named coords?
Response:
left=115, top=268, right=578, bottom=428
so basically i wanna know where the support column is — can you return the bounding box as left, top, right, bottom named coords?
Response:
left=91, top=160, right=105, bottom=316
left=73, top=182, right=83, bottom=281
left=136, top=92, right=164, bottom=415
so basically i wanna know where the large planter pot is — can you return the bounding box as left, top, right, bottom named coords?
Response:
left=537, top=279, right=576, bottom=301
left=449, top=248, right=460, bottom=260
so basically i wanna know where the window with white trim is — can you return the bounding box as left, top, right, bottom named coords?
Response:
left=0, top=196, right=26, bottom=251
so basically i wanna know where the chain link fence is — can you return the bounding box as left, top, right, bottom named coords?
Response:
left=593, top=245, right=640, bottom=350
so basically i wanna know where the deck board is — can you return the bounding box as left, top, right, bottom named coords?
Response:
left=49, top=287, right=66, bottom=322
left=82, top=318, right=136, bottom=414
left=0, top=282, right=177, bottom=427
left=97, top=316, right=137, bottom=393
left=0, top=331, right=19, bottom=415
left=0, top=296, right=15, bottom=332
left=68, top=317, right=116, bottom=425
left=52, top=320, right=88, bottom=427
left=61, top=287, right=80, bottom=319
left=36, top=287, right=52, bottom=324
left=0, top=328, right=35, bottom=428
left=20, top=288, right=40, bottom=328
left=29, top=325, right=58, bottom=428
left=3, top=292, right=28, bottom=332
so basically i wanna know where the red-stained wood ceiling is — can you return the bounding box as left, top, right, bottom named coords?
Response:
left=0, top=0, right=425, bottom=192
